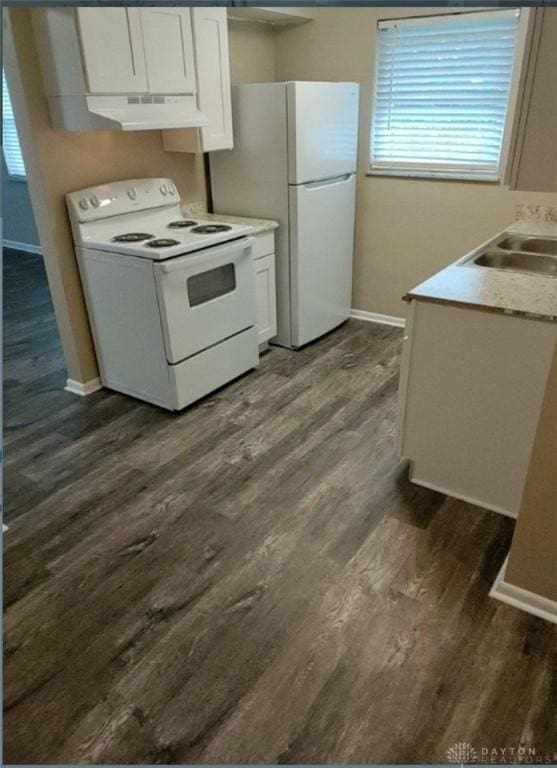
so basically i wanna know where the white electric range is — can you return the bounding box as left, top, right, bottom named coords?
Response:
left=66, top=178, right=258, bottom=411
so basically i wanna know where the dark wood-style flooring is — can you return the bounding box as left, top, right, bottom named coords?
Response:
left=3, top=248, right=556, bottom=765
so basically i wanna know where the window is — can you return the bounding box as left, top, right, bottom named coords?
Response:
left=2, top=70, right=26, bottom=179
left=369, top=10, right=525, bottom=181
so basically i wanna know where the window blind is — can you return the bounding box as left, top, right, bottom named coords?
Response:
left=2, top=70, right=26, bottom=178
left=370, top=9, right=522, bottom=180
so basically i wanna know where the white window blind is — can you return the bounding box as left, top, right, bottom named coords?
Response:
left=370, top=9, right=522, bottom=180
left=2, top=70, right=26, bottom=178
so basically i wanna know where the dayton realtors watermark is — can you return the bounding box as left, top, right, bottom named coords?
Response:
left=446, top=741, right=555, bottom=764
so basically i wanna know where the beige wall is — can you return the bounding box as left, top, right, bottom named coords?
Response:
left=505, top=345, right=557, bottom=603
left=273, top=8, right=557, bottom=317
left=5, top=8, right=207, bottom=383
left=512, top=8, right=557, bottom=192
left=228, top=19, right=275, bottom=84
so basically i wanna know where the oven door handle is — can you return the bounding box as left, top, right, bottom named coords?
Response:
left=156, top=236, right=255, bottom=274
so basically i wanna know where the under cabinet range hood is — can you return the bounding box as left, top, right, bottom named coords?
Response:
left=32, top=7, right=209, bottom=132
left=48, top=95, right=208, bottom=132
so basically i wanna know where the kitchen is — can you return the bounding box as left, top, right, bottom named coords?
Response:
left=2, top=4, right=556, bottom=765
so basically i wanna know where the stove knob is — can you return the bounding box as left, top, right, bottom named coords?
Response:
left=168, top=184, right=176, bottom=196
left=78, top=198, right=89, bottom=211
left=90, top=195, right=100, bottom=208
left=160, top=184, right=168, bottom=196
left=127, top=187, right=137, bottom=200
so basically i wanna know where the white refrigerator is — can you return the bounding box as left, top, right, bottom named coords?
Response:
left=210, top=81, right=360, bottom=349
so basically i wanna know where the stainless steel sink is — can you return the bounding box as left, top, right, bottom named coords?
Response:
left=461, top=231, right=557, bottom=277
left=473, top=251, right=557, bottom=276
left=496, top=235, right=557, bottom=256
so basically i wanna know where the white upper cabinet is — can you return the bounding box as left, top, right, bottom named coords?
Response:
left=33, top=7, right=225, bottom=131
left=162, top=7, right=233, bottom=153
left=77, top=8, right=148, bottom=94
left=140, top=8, right=196, bottom=94
left=191, top=7, right=232, bottom=151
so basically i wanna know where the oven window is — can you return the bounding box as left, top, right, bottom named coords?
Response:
left=187, top=263, right=236, bottom=307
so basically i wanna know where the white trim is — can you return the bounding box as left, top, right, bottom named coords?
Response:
left=490, top=557, right=557, bottom=624
left=498, top=8, right=532, bottom=187
left=65, top=377, right=103, bottom=396
left=350, top=308, right=406, bottom=329
left=369, top=8, right=530, bottom=183
left=378, top=9, right=520, bottom=30
left=367, top=167, right=500, bottom=183
left=2, top=524, right=8, bottom=533
left=3, top=238, right=42, bottom=255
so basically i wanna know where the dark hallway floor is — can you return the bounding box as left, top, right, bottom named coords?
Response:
left=3, top=248, right=556, bottom=765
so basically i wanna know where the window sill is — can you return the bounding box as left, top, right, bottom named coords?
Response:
left=5, top=174, right=27, bottom=183
left=366, top=167, right=501, bottom=184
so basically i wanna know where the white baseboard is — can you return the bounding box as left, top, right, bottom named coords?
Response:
left=490, top=557, right=557, bottom=624
left=3, top=238, right=42, bottom=255
left=350, top=308, right=406, bottom=328
left=65, top=377, right=103, bottom=396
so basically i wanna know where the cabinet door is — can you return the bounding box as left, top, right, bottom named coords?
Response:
left=77, top=8, right=147, bottom=94
left=140, top=8, right=196, bottom=94
left=255, top=254, right=277, bottom=345
left=192, top=7, right=233, bottom=151
left=399, top=301, right=557, bottom=518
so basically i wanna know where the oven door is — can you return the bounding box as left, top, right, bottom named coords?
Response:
left=154, top=236, right=256, bottom=364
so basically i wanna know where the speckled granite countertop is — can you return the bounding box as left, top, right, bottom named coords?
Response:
left=181, top=201, right=278, bottom=234
left=405, top=206, right=557, bottom=322
left=203, top=212, right=279, bottom=234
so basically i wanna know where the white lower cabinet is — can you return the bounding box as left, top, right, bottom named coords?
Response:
left=253, top=232, right=277, bottom=347
left=397, top=299, right=557, bottom=518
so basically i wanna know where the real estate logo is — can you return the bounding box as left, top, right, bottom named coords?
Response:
left=446, top=740, right=555, bottom=764
left=446, top=741, right=478, bottom=764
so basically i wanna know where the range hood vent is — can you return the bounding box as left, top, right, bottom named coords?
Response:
left=46, top=94, right=208, bottom=132
left=127, top=95, right=166, bottom=105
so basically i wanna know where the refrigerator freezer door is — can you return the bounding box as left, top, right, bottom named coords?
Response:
left=289, top=173, right=356, bottom=348
left=287, top=82, right=359, bottom=185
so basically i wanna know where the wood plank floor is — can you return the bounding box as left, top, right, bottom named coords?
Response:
left=3, top=248, right=556, bottom=765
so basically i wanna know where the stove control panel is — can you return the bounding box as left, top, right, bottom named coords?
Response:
left=66, top=178, right=181, bottom=223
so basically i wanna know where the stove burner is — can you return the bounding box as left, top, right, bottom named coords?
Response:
left=146, top=238, right=180, bottom=248
left=191, top=224, right=232, bottom=235
left=168, top=220, right=198, bottom=229
left=112, top=232, right=154, bottom=243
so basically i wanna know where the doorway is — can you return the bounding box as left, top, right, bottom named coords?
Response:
left=2, top=66, right=66, bottom=462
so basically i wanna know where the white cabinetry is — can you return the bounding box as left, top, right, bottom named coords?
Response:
left=162, top=8, right=233, bottom=153
left=77, top=8, right=148, bottom=94
left=32, top=7, right=207, bottom=131
left=397, top=299, right=557, bottom=518
left=140, top=8, right=196, bottom=94
left=253, top=231, right=277, bottom=348
left=77, top=7, right=196, bottom=95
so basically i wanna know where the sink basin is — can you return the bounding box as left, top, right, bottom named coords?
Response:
left=472, top=251, right=557, bottom=276
left=497, top=235, right=557, bottom=256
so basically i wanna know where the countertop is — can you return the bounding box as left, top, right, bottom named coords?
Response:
left=181, top=202, right=279, bottom=235
left=405, top=211, right=557, bottom=322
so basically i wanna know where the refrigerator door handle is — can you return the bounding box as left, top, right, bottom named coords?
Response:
left=301, top=173, right=354, bottom=190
